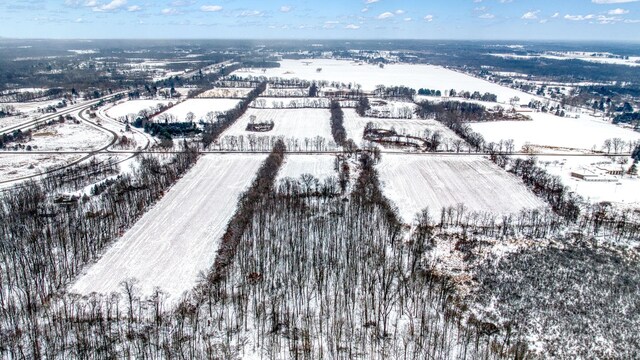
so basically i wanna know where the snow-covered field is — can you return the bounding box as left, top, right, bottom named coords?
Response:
left=262, top=86, right=308, bottom=97
left=106, top=100, right=171, bottom=119
left=0, top=114, right=31, bottom=130
left=4, top=99, right=65, bottom=114
left=0, top=154, right=83, bottom=185
left=536, top=156, right=640, bottom=207
left=71, top=154, right=265, bottom=301
left=234, top=59, right=537, bottom=103
left=251, top=97, right=331, bottom=109
left=277, top=154, right=337, bottom=182
left=343, top=109, right=465, bottom=151
left=471, top=111, right=640, bottom=153
left=378, top=155, right=546, bottom=223
left=28, top=121, right=111, bottom=151
left=222, top=108, right=333, bottom=143
left=162, top=99, right=241, bottom=122
left=198, top=88, right=253, bottom=98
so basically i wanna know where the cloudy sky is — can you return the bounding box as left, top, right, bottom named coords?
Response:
left=1, top=0, right=640, bottom=40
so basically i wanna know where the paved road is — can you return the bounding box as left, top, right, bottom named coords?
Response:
left=0, top=92, right=127, bottom=136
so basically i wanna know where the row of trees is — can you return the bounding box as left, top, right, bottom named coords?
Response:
left=0, top=146, right=201, bottom=358
left=330, top=100, right=347, bottom=146
left=251, top=98, right=331, bottom=109
left=215, top=134, right=336, bottom=152
left=201, top=81, right=267, bottom=148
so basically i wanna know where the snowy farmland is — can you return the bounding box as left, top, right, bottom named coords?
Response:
left=71, top=154, right=265, bottom=301
left=198, top=87, right=253, bottom=98
left=377, top=155, right=546, bottom=223
left=0, top=154, right=83, bottom=186
left=106, top=99, right=171, bottom=119
left=28, top=121, right=111, bottom=151
left=235, top=59, right=538, bottom=103
left=221, top=108, right=334, bottom=148
left=471, top=111, right=640, bottom=153
left=162, top=98, right=241, bottom=122
left=277, top=154, right=337, bottom=182
left=343, top=109, right=465, bottom=151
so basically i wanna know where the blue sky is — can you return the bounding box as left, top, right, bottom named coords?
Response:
left=1, top=0, right=640, bottom=40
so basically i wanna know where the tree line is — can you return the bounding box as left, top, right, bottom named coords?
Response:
left=201, top=81, right=267, bottom=148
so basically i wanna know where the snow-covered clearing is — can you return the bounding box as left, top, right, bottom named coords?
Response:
left=343, top=109, right=464, bottom=151
left=71, top=154, right=265, bottom=301
left=536, top=155, right=640, bottom=207
left=277, top=154, right=337, bottom=182
left=378, top=155, right=546, bottom=223
left=162, top=99, right=241, bottom=122
left=235, top=59, right=538, bottom=103
left=107, top=100, right=171, bottom=119
left=262, top=86, right=308, bottom=97
left=0, top=114, right=31, bottom=130
left=0, top=154, right=83, bottom=186
left=471, top=111, right=640, bottom=153
left=4, top=99, right=66, bottom=114
left=250, top=97, right=331, bottom=109
left=222, top=108, right=333, bottom=142
left=198, top=88, right=253, bottom=98
left=28, top=121, right=111, bottom=151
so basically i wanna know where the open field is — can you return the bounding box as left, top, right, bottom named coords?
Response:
left=198, top=87, right=253, bottom=98
left=377, top=155, right=546, bottom=223
left=222, top=108, right=333, bottom=145
left=277, top=154, right=337, bottom=182
left=162, top=98, right=241, bottom=122
left=234, top=59, right=538, bottom=103
left=71, top=154, right=265, bottom=301
left=0, top=114, right=31, bottom=130
left=343, top=109, right=465, bottom=151
left=106, top=99, right=171, bottom=119
left=471, top=111, right=640, bottom=153
left=250, top=97, right=331, bottom=108
left=0, top=153, right=83, bottom=185
left=28, top=121, right=111, bottom=151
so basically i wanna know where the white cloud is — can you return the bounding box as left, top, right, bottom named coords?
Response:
left=365, top=0, right=379, bottom=3
left=592, top=0, right=638, bottom=3
left=280, top=5, right=292, bottom=13
left=522, top=10, right=540, bottom=20
left=377, top=11, right=394, bottom=19
left=323, top=20, right=339, bottom=29
left=161, top=8, right=178, bottom=15
left=539, top=19, right=548, bottom=23
left=395, top=9, right=405, bottom=15
left=95, top=0, right=127, bottom=12
left=479, top=13, right=495, bottom=19
left=564, top=14, right=595, bottom=20
left=608, top=8, right=629, bottom=14
left=361, top=7, right=369, bottom=12
left=424, top=14, right=434, bottom=22
left=404, top=17, right=412, bottom=21
left=238, top=10, right=263, bottom=17
left=345, top=24, right=360, bottom=29
left=201, top=5, right=223, bottom=12
left=564, top=13, right=625, bottom=23
left=127, top=5, right=141, bottom=12
left=552, top=12, right=560, bottom=18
